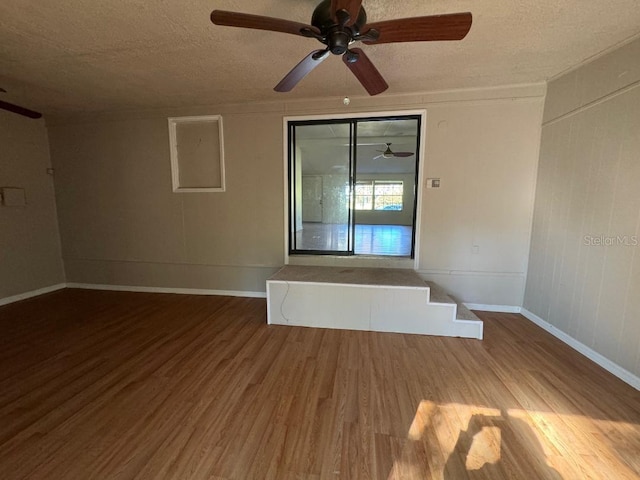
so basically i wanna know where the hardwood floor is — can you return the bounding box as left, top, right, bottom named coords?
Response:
left=1, top=289, right=639, bottom=479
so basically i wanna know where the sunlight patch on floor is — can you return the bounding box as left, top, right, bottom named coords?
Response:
left=389, top=401, right=574, bottom=479
left=465, top=426, right=501, bottom=470
left=390, top=400, right=640, bottom=479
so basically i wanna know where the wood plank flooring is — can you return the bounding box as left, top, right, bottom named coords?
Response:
left=1, top=289, right=639, bottom=479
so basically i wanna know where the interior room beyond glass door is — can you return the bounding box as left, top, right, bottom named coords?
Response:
left=289, top=122, right=353, bottom=254
left=353, top=118, right=419, bottom=256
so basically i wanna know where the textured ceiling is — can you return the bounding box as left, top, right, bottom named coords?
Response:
left=1, top=0, right=639, bottom=115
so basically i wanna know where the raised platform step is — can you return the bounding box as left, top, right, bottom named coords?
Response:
left=266, top=266, right=483, bottom=339
left=425, top=281, right=481, bottom=322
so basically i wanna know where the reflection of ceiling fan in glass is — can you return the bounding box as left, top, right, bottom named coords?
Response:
left=373, top=143, right=414, bottom=159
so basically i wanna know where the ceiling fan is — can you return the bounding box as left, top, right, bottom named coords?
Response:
left=373, top=143, right=414, bottom=160
left=210, top=0, right=472, bottom=96
left=0, top=88, right=42, bottom=119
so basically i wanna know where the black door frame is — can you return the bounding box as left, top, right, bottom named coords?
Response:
left=287, top=113, right=422, bottom=258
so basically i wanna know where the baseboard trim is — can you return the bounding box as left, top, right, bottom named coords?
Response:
left=66, top=283, right=267, bottom=299
left=0, top=283, right=67, bottom=307
left=521, top=308, right=640, bottom=391
left=464, top=303, right=522, bottom=313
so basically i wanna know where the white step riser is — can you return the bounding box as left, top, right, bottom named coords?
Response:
left=267, top=281, right=483, bottom=339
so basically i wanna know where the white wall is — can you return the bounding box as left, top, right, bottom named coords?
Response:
left=46, top=84, right=544, bottom=304
left=417, top=96, right=544, bottom=306
left=48, top=111, right=284, bottom=294
left=0, top=110, right=64, bottom=300
left=524, top=38, right=640, bottom=379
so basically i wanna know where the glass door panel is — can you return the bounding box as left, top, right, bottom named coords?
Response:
left=353, top=118, right=419, bottom=256
left=289, top=122, right=353, bottom=254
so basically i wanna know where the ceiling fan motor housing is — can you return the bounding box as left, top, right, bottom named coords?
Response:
left=311, top=0, right=367, bottom=55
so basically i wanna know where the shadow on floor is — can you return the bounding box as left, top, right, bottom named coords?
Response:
left=443, top=409, right=563, bottom=479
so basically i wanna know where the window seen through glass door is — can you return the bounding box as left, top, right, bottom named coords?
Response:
left=355, top=181, right=403, bottom=211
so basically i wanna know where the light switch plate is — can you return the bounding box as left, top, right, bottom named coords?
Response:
left=426, top=178, right=441, bottom=189
left=1, top=187, right=27, bottom=207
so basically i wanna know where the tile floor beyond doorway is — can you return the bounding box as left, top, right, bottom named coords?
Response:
left=294, top=223, right=412, bottom=256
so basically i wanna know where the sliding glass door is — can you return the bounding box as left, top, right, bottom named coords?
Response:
left=288, top=115, right=420, bottom=257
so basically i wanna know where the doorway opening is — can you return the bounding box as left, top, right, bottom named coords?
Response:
left=288, top=114, right=421, bottom=257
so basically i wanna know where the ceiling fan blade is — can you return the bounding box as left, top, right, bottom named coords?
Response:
left=372, top=154, right=384, bottom=160
left=274, top=50, right=330, bottom=92
left=392, top=152, right=414, bottom=157
left=0, top=100, right=42, bottom=119
left=330, top=0, right=363, bottom=26
left=364, top=12, right=472, bottom=44
left=342, top=48, right=388, bottom=96
left=211, top=10, right=319, bottom=37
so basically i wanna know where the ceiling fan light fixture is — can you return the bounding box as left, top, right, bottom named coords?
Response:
left=328, top=30, right=351, bottom=55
